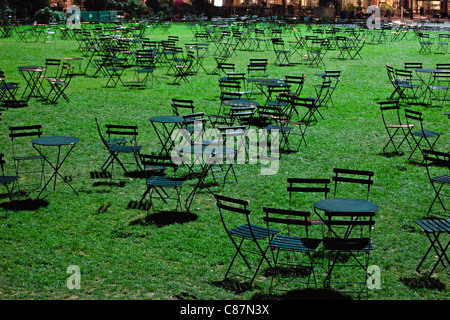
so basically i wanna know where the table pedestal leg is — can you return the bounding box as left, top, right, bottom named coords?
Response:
left=34, top=144, right=78, bottom=197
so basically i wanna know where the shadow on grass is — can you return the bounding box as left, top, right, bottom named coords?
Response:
left=252, top=288, right=352, bottom=300
left=130, top=210, right=198, bottom=227
left=211, top=278, right=254, bottom=294
left=263, top=266, right=313, bottom=278
left=211, top=278, right=352, bottom=300
left=124, top=170, right=148, bottom=179
left=92, top=180, right=127, bottom=188
left=175, top=292, right=201, bottom=300
left=377, top=151, right=406, bottom=158
left=90, top=171, right=129, bottom=189
left=90, top=171, right=112, bottom=179
left=90, top=170, right=146, bottom=181
left=127, top=200, right=151, bottom=211
left=400, top=275, right=447, bottom=291
left=0, top=198, right=49, bottom=211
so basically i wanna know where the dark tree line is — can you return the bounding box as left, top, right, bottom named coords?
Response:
left=1, top=0, right=50, bottom=21
left=0, top=0, right=218, bottom=23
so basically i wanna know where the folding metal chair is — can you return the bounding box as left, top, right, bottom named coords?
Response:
left=264, top=95, right=308, bottom=152
left=336, top=36, right=352, bottom=60
left=312, top=77, right=333, bottom=109
left=271, top=38, right=291, bottom=67
left=219, top=78, right=242, bottom=98
left=212, top=31, right=233, bottom=58
left=314, top=70, right=341, bottom=107
left=323, top=211, right=375, bottom=298
left=426, top=71, right=450, bottom=108
left=434, top=34, right=449, bottom=54
left=214, top=194, right=279, bottom=286
left=287, top=178, right=331, bottom=210
left=253, top=29, right=270, bottom=52
left=104, top=57, right=126, bottom=88
left=223, top=72, right=252, bottom=96
left=172, top=53, right=194, bottom=85
left=46, top=62, right=74, bottom=104
left=95, top=116, right=142, bottom=176
left=246, top=59, right=268, bottom=80
left=263, top=207, right=321, bottom=291
left=304, top=39, right=327, bottom=67
left=379, top=100, right=414, bottom=153
left=132, top=52, right=158, bottom=86
left=164, top=45, right=184, bottom=75
left=211, top=55, right=233, bottom=76
left=404, top=109, right=443, bottom=161
left=182, top=112, right=208, bottom=144
left=386, top=64, right=402, bottom=100
left=207, top=94, right=239, bottom=129
left=232, top=30, right=245, bottom=51
left=349, top=36, right=367, bottom=60
left=0, top=153, right=19, bottom=218
left=186, top=45, right=208, bottom=73
left=246, top=59, right=269, bottom=93
left=418, top=33, right=433, bottom=54
left=403, top=62, right=423, bottom=71
left=263, top=80, right=289, bottom=102
left=38, top=58, right=61, bottom=97
left=287, top=178, right=331, bottom=236
left=415, top=218, right=450, bottom=278
left=91, top=53, right=110, bottom=78
left=290, top=95, right=322, bottom=123
left=423, top=150, right=450, bottom=216
left=139, top=154, right=185, bottom=212
left=15, top=26, right=31, bottom=43
left=214, top=126, right=247, bottom=185
left=0, top=70, right=26, bottom=109
left=283, top=74, right=306, bottom=96
left=8, top=125, right=46, bottom=190
left=394, top=69, right=421, bottom=104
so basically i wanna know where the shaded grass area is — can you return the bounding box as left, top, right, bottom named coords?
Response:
left=0, top=23, right=449, bottom=300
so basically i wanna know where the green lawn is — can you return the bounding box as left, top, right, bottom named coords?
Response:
left=0, top=22, right=449, bottom=301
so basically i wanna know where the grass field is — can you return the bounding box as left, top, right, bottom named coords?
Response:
left=0, top=21, right=449, bottom=301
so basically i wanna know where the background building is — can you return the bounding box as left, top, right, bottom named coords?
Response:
left=47, top=0, right=449, bottom=18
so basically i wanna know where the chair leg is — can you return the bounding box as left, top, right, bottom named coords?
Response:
left=427, top=183, right=447, bottom=215
left=2, top=183, right=16, bottom=218
left=224, top=237, right=251, bottom=279
left=416, top=232, right=450, bottom=277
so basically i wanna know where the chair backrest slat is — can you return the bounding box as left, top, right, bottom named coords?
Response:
left=9, top=125, right=43, bottom=139
left=423, top=149, right=450, bottom=170
left=287, top=177, right=330, bottom=211
left=332, top=168, right=374, bottom=200
left=172, top=98, right=195, bottom=116
left=324, top=211, right=375, bottom=242
left=106, top=124, right=138, bottom=136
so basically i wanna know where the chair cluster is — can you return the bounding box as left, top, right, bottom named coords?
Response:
left=269, top=29, right=367, bottom=67
left=381, top=58, right=448, bottom=218
left=417, top=32, right=449, bottom=55
left=76, top=31, right=209, bottom=86
left=381, top=61, right=449, bottom=278
left=1, top=23, right=59, bottom=43
left=209, top=60, right=341, bottom=153
left=379, top=99, right=448, bottom=215
left=214, top=167, right=376, bottom=298
left=1, top=59, right=75, bottom=110
left=386, top=62, right=450, bottom=108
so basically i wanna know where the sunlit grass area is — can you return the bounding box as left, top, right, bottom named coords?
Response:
left=0, top=22, right=449, bottom=301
